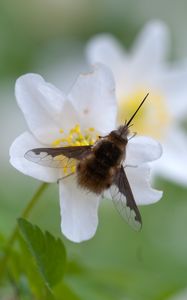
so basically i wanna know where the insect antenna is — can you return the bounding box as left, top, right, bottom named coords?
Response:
left=126, top=93, right=149, bottom=127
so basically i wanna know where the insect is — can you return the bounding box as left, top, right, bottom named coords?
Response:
left=25, top=93, right=149, bottom=231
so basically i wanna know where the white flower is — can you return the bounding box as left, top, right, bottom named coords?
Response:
left=10, top=64, right=162, bottom=243
left=87, top=20, right=187, bottom=186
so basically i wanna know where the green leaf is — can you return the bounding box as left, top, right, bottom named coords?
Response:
left=18, top=234, right=50, bottom=299
left=8, top=249, right=23, bottom=282
left=54, top=282, right=82, bottom=300
left=18, top=218, right=66, bottom=289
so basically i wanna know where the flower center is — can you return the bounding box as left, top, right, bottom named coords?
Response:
left=52, top=124, right=98, bottom=147
left=51, top=124, right=98, bottom=174
left=118, top=89, right=171, bottom=140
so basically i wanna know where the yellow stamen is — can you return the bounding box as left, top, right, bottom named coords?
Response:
left=52, top=139, right=61, bottom=147
left=118, top=89, right=171, bottom=140
left=63, top=167, right=68, bottom=175
left=71, top=166, right=76, bottom=173
left=52, top=124, right=98, bottom=175
left=74, top=124, right=81, bottom=133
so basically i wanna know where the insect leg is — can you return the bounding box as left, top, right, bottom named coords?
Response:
left=124, top=164, right=138, bottom=169
left=128, top=132, right=137, bottom=141
left=98, top=135, right=109, bottom=139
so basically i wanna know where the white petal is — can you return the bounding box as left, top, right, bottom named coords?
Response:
left=154, top=126, right=187, bottom=185
left=86, top=34, right=127, bottom=76
left=126, top=164, right=163, bottom=205
left=130, top=20, right=169, bottom=81
left=126, top=136, right=162, bottom=166
left=15, top=73, right=66, bottom=144
left=59, top=176, right=100, bottom=242
left=69, top=64, right=117, bottom=135
left=157, top=64, right=187, bottom=119
left=86, top=34, right=130, bottom=98
left=10, top=131, right=60, bottom=182
left=58, top=99, right=79, bottom=133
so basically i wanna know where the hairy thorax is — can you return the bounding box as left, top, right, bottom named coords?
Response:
left=76, top=140, right=125, bottom=194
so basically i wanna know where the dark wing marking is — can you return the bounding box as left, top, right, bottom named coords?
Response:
left=24, top=145, right=92, bottom=169
left=26, top=145, right=92, bottom=159
left=110, top=165, right=142, bottom=231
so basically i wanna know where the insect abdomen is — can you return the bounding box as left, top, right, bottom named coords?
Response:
left=76, top=141, right=122, bottom=194
left=77, top=159, right=114, bottom=194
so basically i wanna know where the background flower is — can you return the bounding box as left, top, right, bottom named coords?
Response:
left=87, top=20, right=187, bottom=185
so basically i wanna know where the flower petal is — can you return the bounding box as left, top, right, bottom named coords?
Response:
left=86, top=34, right=130, bottom=98
left=126, top=136, right=162, bottom=166
left=157, top=64, right=187, bottom=119
left=15, top=73, right=66, bottom=144
left=154, top=126, right=187, bottom=185
left=10, top=131, right=60, bottom=182
left=129, top=20, right=169, bottom=85
left=68, top=64, right=117, bottom=134
left=59, top=176, right=100, bottom=242
left=126, top=164, right=163, bottom=205
left=86, top=34, right=127, bottom=77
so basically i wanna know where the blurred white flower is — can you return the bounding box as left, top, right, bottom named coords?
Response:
left=168, top=288, right=187, bottom=300
left=87, top=20, right=187, bottom=185
left=10, top=64, right=162, bottom=243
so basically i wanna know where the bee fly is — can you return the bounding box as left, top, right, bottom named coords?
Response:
left=25, top=93, right=149, bottom=231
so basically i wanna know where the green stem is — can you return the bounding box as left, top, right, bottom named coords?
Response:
left=0, top=182, right=49, bottom=278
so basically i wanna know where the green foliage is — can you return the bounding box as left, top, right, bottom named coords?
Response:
left=54, top=282, right=82, bottom=300
left=18, top=218, right=66, bottom=289
left=0, top=179, right=187, bottom=299
left=18, top=234, right=51, bottom=299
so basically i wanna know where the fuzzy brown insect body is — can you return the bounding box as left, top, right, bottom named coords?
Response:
left=77, top=127, right=129, bottom=194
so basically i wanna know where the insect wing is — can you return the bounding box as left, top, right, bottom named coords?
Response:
left=110, top=166, right=142, bottom=231
left=25, top=145, right=92, bottom=169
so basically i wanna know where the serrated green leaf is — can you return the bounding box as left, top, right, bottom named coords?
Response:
left=18, top=218, right=66, bottom=289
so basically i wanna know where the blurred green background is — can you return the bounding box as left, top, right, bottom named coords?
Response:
left=1, top=0, right=187, bottom=299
